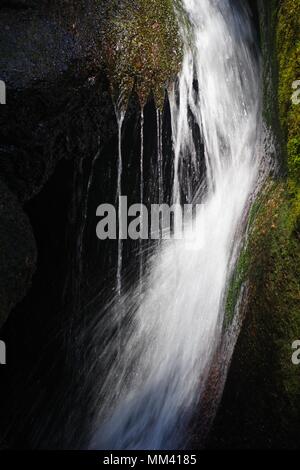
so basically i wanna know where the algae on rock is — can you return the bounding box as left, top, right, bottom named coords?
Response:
left=212, top=0, right=300, bottom=449
left=102, top=0, right=183, bottom=108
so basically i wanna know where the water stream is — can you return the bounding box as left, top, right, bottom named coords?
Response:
left=90, top=0, right=264, bottom=450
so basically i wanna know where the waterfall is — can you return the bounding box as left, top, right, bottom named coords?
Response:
left=90, top=0, right=263, bottom=450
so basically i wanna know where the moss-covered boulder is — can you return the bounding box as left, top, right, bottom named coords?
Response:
left=209, top=0, right=300, bottom=449
left=1, top=1, right=182, bottom=104
left=102, top=0, right=183, bottom=108
left=0, top=0, right=183, bottom=201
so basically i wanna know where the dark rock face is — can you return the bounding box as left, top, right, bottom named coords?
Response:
left=0, top=180, right=36, bottom=328
left=0, top=0, right=108, bottom=203
left=0, top=87, right=176, bottom=450
left=0, top=0, right=123, bottom=325
left=0, top=0, right=182, bottom=449
left=0, top=0, right=116, bottom=449
left=0, top=72, right=120, bottom=448
left=0, top=0, right=183, bottom=326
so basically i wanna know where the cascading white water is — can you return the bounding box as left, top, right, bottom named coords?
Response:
left=90, top=0, right=263, bottom=450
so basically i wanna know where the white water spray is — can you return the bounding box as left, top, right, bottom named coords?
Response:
left=90, top=0, right=263, bottom=450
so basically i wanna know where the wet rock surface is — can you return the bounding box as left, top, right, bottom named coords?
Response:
left=0, top=0, right=182, bottom=449
left=0, top=179, right=36, bottom=329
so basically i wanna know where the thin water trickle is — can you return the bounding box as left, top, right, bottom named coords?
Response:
left=116, top=111, right=125, bottom=362
left=139, top=109, right=144, bottom=287
left=116, top=111, right=125, bottom=298
left=157, top=109, right=163, bottom=205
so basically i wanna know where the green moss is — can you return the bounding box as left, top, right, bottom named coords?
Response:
left=236, top=182, right=300, bottom=446
left=228, top=0, right=300, bottom=327
left=258, top=0, right=281, bottom=131
left=288, top=137, right=300, bottom=182
left=225, top=238, right=250, bottom=325
left=213, top=180, right=300, bottom=448
left=207, top=0, right=300, bottom=449
left=24, top=1, right=183, bottom=108
left=225, top=181, right=285, bottom=325
left=102, top=0, right=183, bottom=108
left=277, top=0, right=300, bottom=184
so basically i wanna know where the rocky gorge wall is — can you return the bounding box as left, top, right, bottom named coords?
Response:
left=209, top=0, right=300, bottom=449
left=0, top=0, right=182, bottom=449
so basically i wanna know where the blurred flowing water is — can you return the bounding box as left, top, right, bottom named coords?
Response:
left=90, top=0, right=264, bottom=450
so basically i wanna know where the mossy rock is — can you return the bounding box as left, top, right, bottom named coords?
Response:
left=1, top=0, right=183, bottom=110
left=102, top=0, right=183, bottom=108
left=210, top=179, right=300, bottom=448
left=213, top=0, right=300, bottom=448
left=225, top=0, right=300, bottom=372
left=277, top=0, right=300, bottom=185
